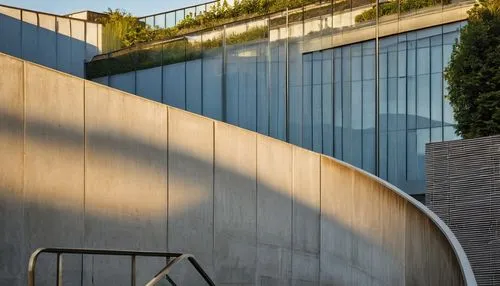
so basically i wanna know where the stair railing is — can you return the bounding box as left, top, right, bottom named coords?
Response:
left=28, top=248, right=215, bottom=286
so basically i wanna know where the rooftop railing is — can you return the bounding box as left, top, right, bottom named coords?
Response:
left=137, top=0, right=219, bottom=29
left=87, top=0, right=474, bottom=79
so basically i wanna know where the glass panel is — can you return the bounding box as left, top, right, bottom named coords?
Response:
left=363, top=79, right=376, bottom=173
left=388, top=78, right=398, bottom=131
left=351, top=44, right=362, bottom=81
left=185, top=7, right=196, bottom=19
left=166, top=12, right=176, bottom=28
left=351, top=80, right=362, bottom=168
left=162, top=39, right=186, bottom=66
left=417, top=38, right=430, bottom=75
left=334, top=48, right=343, bottom=158
left=196, top=5, right=206, bottom=16
left=202, top=28, right=224, bottom=120
left=186, top=34, right=203, bottom=114
left=377, top=0, right=399, bottom=24
left=257, top=38, right=270, bottom=136
left=407, top=130, right=418, bottom=181
left=302, top=54, right=313, bottom=149
left=417, top=74, right=430, bottom=129
left=430, top=73, right=443, bottom=127
left=312, top=85, right=323, bottom=152
left=417, top=128, right=430, bottom=180
left=363, top=41, right=375, bottom=80
left=155, top=14, right=166, bottom=29
left=145, top=16, right=154, bottom=28
left=407, top=76, right=417, bottom=129
left=323, top=82, right=334, bottom=156
left=176, top=10, right=185, bottom=25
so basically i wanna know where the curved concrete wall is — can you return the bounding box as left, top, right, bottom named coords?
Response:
left=0, top=52, right=475, bottom=285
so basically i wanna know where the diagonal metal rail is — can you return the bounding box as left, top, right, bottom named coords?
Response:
left=28, top=248, right=215, bottom=286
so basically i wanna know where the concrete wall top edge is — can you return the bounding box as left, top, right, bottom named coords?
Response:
left=2, top=51, right=477, bottom=285
left=0, top=3, right=101, bottom=24
left=321, top=153, right=477, bottom=286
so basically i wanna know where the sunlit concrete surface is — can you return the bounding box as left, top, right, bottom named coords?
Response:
left=0, top=52, right=476, bottom=285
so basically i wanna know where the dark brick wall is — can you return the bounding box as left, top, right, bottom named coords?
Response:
left=426, top=135, right=500, bottom=286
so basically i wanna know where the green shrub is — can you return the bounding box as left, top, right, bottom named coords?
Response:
left=444, top=0, right=500, bottom=138
left=355, top=0, right=451, bottom=23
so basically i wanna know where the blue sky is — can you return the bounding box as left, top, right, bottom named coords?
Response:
left=0, top=0, right=208, bottom=17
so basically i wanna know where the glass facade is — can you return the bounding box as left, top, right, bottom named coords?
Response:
left=89, top=1, right=470, bottom=195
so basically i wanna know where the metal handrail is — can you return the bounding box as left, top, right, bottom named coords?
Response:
left=137, top=0, right=218, bottom=20
left=145, top=254, right=214, bottom=286
left=28, top=248, right=215, bottom=286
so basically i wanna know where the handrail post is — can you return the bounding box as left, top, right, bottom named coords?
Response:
left=131, top=255, right=136, bottom=286
left=56, top=253, right=63, bottom=286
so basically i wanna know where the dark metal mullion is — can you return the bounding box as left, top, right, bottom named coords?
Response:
left=222, top=25, right=227, bottom=123
left=285, top=8, right=290, bottom=142
left=428, top=36, right=432, bottom=144
left=441, top=26, right=445, bottom=141
left=201, top=33, right=204, bottom=115
left=375, top=0, right=380, bottom=176
left=184, top=38, right=188, bottom=110
left=161, top=44, right=165, bottom=103
left=361, top=45, right=364, bottom=170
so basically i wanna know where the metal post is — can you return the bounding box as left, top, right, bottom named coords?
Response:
left=56, top=254, right=63, bottom=286
left=285, top=8, right=290, bottom=142
left=375, top=0, right=380, bottom=176
left=222, top=24, right=227, bottom=122
left=131, top=255, right=136, bottom=286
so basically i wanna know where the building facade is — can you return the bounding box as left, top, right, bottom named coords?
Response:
left=88, top=0, right=473, bottom=196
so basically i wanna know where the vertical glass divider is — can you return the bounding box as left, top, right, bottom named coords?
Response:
left=223, top=24, right=227, bottom=122
left=267, top=16, right=272, bottom=135
left=375, top=0, right=380, bottom=176
left=285, top=8, right=290, bottom=142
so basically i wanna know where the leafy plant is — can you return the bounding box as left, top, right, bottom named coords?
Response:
left=355, top=0, right=450, bottom=23
left=444, top=0, right=500, bottom=138
left=98, top=9, right=157, bottom=52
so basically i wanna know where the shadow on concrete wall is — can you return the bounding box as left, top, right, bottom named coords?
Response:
left=0, top=9, right=99, bottom=78
left=0, top=102, right=416, bottom=286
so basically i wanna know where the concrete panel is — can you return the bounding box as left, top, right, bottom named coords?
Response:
left=320, top=157, right=353, bottom=284
left=38, top=14, right=57, bottom=69
left=0, top=6, right=21, bottom=57
left=136, top=67, right=162, bottom=102
left=214, top=122, right=257, bottom=284
left=0, top=54, right=24, bottom=286
left=56, top=17, right=72, bottom=75
left=292, top=251, right=319, bottom=285
left=85, top=22, right=99, bottom=61
left=24, top=63, right=85, bottom=285
left=378, top=184, right=406, bottom=285
left=168, top=108, right=214, bottom=282
left=292, top=147, right=320, bottom=254
left=257, top=135, right=292, bottom=246
left=70, top=19, right=85, bottom=78
left=256, top=135, right=292, bottom=283
left=84, top=82, right=168, bottom=285
left=258, top=244, right=292, bottom=284
left=21, top=11, right=38, bottom=63
left=351, top=172, right=382, bottom=282
left=405, top=205, right=431, bottom=286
